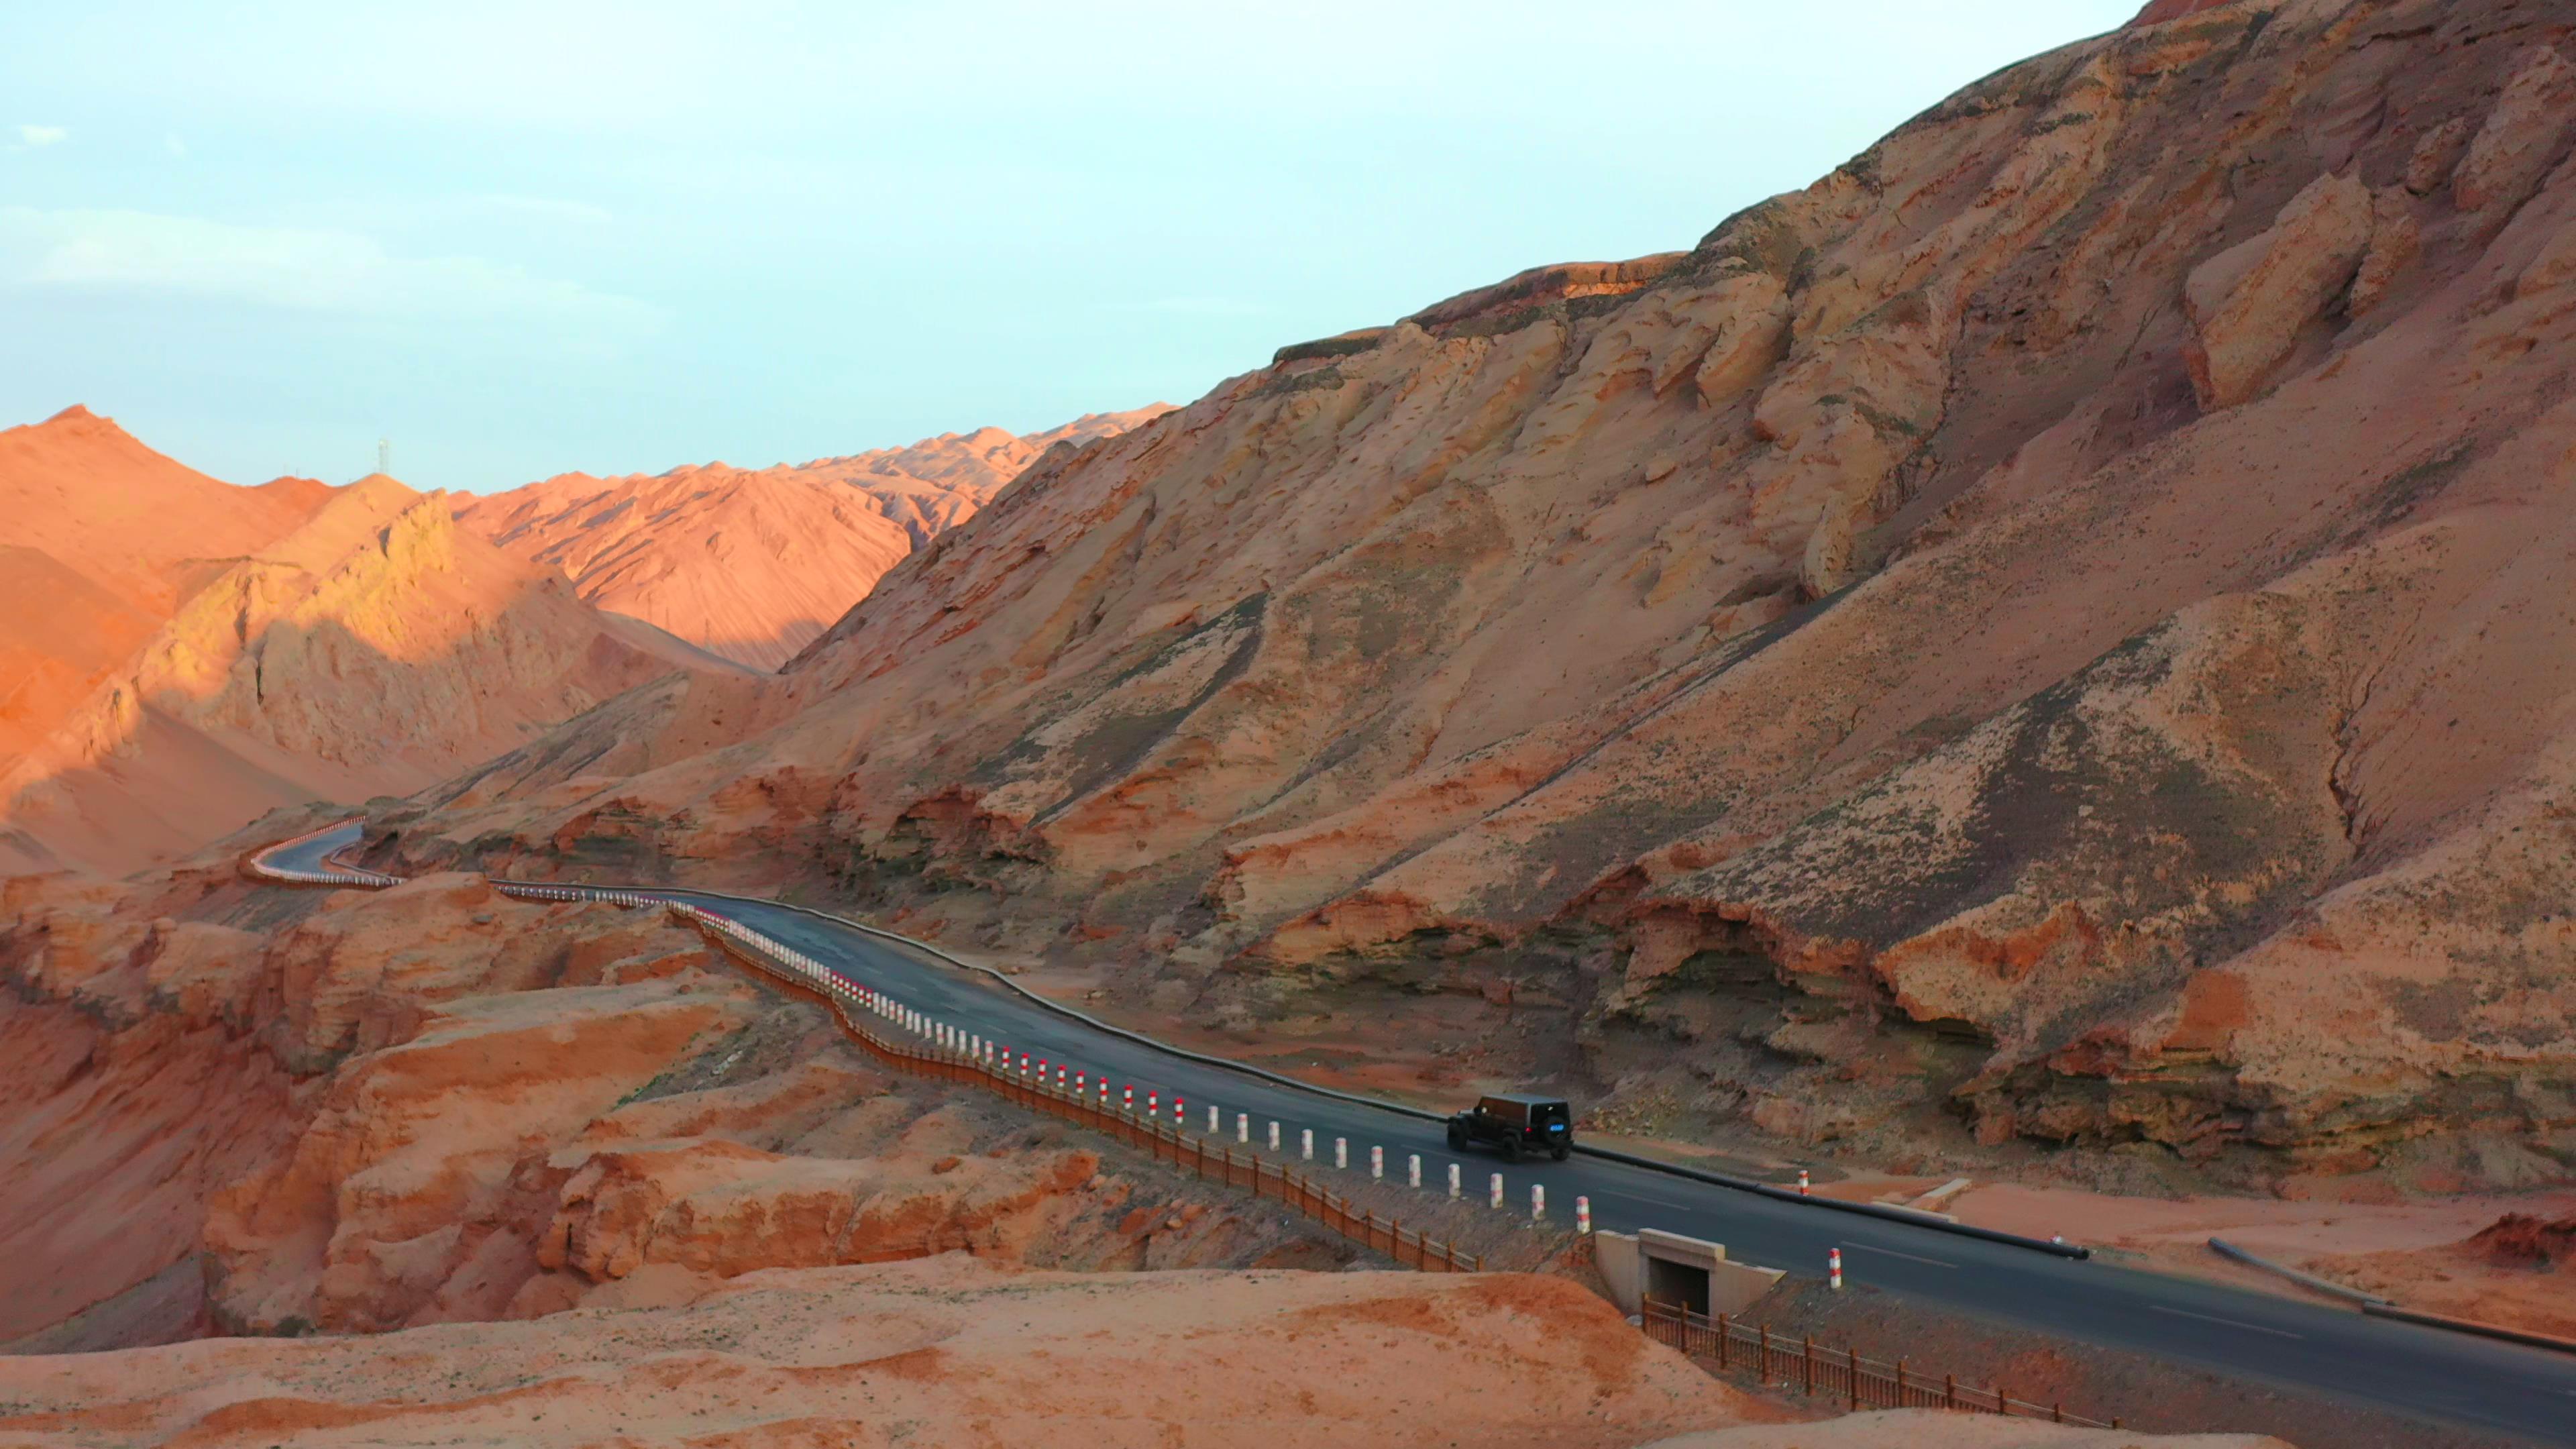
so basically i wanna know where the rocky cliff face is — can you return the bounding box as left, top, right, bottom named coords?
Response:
left=0, top=411, right=743, bottom=875
left=395, top=0, right=2576, bottom=1189
left=0, top=849, right=1368, bottom=1349
left=452, top=407, right=1172, bottom=669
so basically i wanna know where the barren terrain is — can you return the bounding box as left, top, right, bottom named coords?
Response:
left=376, top=0, right=2576, bottom=1201
left=0, top=408, right=737, bottom=875
left=455, top=407, right=1170, bottom=668
left=0, top=829, right=2282, bottom=1448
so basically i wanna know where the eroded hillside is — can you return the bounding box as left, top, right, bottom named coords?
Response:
left=0, top=409, right=742, bottom=875
left=389, top=0, right=2576, bottom=1189
left=453, top=407, right=1171, bottom=668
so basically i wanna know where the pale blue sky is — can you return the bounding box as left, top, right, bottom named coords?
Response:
left=1, top=2, right=2139, bottom=492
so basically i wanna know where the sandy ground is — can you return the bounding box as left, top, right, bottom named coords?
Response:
left=1949, top=1181, right=2576, bottom=1333
left=0, top=1255, right=2293, bottom=1449
left=0, top=1257, right=1797, bottom=1448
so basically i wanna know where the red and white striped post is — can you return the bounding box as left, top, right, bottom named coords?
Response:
left=1576, top=1195, right=1591, bottom=1234
left=1829, top=1248, right=1844, bottom=1291
left=1370, top=1145, right=1383, bottom=1180
left=1074, top=1071, right=1085, bottom=1094
left=1489, top=1173, right=1504, bottom=1210
left=1124, top=1085, right=1134, bottom=1113
left=1057, top=1065, right=1069, bottom=1089
left=1532, top=1183, right=1545, bottom=1221
left=1099, top=1079, right=1110, bottom=1106
left=1020, top=1053, right=1032, bottom=1076
left=1173, top=1096, right=1185, bottom=1124
left=1146, top=1089, right=1159, bottom=1116
left=1236, top=1112, right=1248, bottom=1144
left=1799, top=1169, right=1811, bottom=1197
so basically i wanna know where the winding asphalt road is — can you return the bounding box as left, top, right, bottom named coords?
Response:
left=265, top=826, right=2576, bottom=1444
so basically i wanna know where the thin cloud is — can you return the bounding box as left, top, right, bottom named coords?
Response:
left=12, top=124, right=67, bottom=149
left=0, top=207, right=665, bottom=339
left=164, top=132, right=186, bottom=158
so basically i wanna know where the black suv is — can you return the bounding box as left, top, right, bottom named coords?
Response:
left=1446, top=1093, right=1572, bottom=1162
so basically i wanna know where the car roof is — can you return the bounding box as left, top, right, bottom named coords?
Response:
left=1482, top=1092, right=1569, bottom=1106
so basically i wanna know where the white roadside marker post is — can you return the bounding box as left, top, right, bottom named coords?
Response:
left=1371, top=1145, right=1383, bottom=1181
left=1448, top=1163, right=1461, bottom=1199
left=1829, top=1248, right=1844, bottom=1290
left=1334, top=1138, right=1348, bottom=1170
left=1208, top=1103, right=1220, bottom=1134
left=1269, top=1122, right=1281, bottom=1152
left=1408, top=1154, right=1421, bottom=1189
left=1532, top=1183, right=1544, bottom=1222
left=1301, top=1129, right=1314, bottom=1161
left=1576, top=1196, right=1591, bottom=1234
left=1799, top=1169, right=1811, bottom=1197
left=1489, top=1173, right=1503, bottom=1210
left=1236, top=1112, right=1248, bottom=1144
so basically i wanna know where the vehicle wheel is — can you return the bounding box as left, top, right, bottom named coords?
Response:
left=1447, top=1124, right=1466, bottom=1150
left=1552, top=1146, right=1570, bottom=1163
left=1502, top=1137, right=1522, bottom=1164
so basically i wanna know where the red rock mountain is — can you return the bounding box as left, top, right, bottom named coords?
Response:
left=0, top=407, right=739, bottom=876
left=390, top=0, right=2576, bottom=1191
left=452, top=409, right=1172, bottom=669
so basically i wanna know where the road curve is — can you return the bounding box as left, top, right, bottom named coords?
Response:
left=260, top=825, right=2576, bottom=1445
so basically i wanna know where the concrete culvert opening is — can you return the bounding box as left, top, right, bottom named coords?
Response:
left=1647, top=1255, right=1711, bottom=1317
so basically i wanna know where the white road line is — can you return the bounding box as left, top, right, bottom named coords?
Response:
left=1839, top=1241, right=1957, bottom=1269
left=2149, top=1305, right=2304, bottom=1340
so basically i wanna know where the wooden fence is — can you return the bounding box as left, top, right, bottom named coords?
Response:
left=682, top=909, right=1485, bottom=1274
left=1641, top=1299, right=2117, bottom=1428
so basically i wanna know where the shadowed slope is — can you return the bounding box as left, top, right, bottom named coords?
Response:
left=0, top=419, right=747, bottom=876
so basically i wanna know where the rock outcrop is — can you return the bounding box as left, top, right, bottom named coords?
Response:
left=453, top=407, right=1172, bottom=669
left=0, top=843, right=1380, bottom=1349
left=2181, top=171, right=2374, bottom=409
